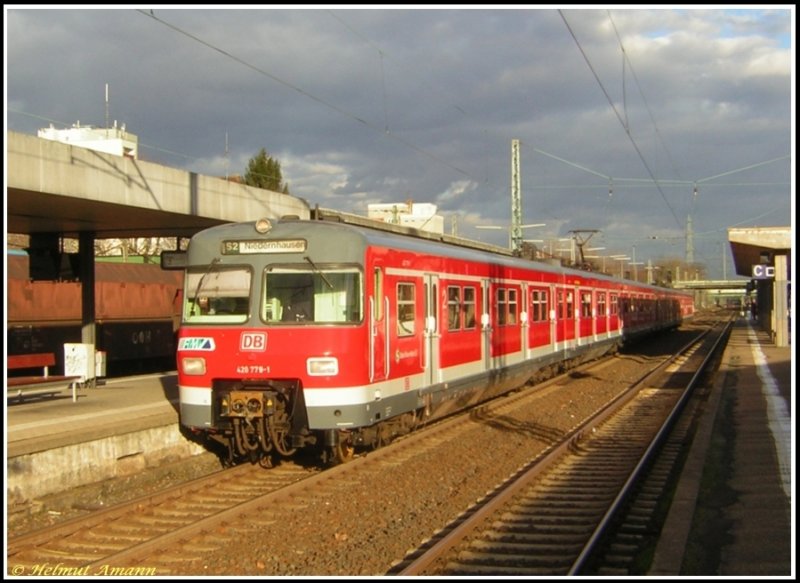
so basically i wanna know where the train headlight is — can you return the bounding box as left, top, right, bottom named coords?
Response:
left=307, top=357, right=339, bottom=376
left=181, top=357, right=207, bottom=375
left=255, top=218, right=273, bottom=234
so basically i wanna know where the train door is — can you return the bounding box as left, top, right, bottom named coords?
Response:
left=578, top=289, right=594, bottom=343
left=528, top=285, right=552, bottom=351
left=388, top=273, right=425, bottom=387
left=556, top=286, right=576, bottom=344
left=596, top=290, right=608, bottom=337
left=488, top=282, right=522, bottom=369
left=423, top=274, right=441, bottom=386
left=369, top=267, right=387, bottom=383
left=609, top=292, right=620, bottom=334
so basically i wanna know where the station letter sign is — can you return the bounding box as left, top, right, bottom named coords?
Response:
left=752, top=264, right=775, bottom=279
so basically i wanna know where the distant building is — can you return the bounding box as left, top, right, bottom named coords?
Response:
left=38, top=121, right=138, bottom=159
left=368, top=201, right=444, bottom=234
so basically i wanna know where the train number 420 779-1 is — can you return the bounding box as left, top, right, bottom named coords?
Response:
left=236, top=365, right=271, bottom=374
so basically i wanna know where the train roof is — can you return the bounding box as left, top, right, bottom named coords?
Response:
left=188, top=210, right=689, bottom=297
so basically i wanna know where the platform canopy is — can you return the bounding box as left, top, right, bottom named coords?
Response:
left=727, top=227, right=792, bottom=278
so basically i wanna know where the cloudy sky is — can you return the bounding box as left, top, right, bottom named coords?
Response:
left=5, top=6, right=794, bottom=279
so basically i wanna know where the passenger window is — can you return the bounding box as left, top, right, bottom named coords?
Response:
left=447, top=286, right=461, bottom=331
left=565, top=291, right=574, bottom=319
left=397, top=282, right=416, bottom=337
left=497, top=288, right=507, bottom=326
left=463, top=287, right=476, bottom=329
left=508, top=288, right=518, bottom=325
left=581, top=291, right=592, bottom=318
left=374, top=268, right=383, bottom=321
left=531, top=289, right=548, bottom=322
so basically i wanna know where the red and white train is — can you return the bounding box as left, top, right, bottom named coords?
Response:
left=168, top=212, right=694, bottom=465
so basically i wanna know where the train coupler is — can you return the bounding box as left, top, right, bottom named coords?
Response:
left=221, top=390, right=269, bottom=418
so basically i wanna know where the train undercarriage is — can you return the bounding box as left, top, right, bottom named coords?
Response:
left=205, top=380, right=422, bottom=468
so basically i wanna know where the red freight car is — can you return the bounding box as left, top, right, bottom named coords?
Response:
left=7, top=253, right=183, bottom=376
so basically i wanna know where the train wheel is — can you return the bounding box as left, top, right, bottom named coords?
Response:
left=330, top=431, right=355, bottom=465
left=374, top=423, right=392, bottom=450
left=258, top=452, right=274, bottom=469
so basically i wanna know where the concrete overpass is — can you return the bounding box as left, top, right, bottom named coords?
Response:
left=6, top=130, right=309, bottom=239
left=672, top=279, right=750, bottom=291
left=6, top=129, right=310, bottom=365
left=672, top=279, right=750, bottom=310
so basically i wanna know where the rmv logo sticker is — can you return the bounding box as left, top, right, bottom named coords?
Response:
left=179, top=337, right=216, bottom=351
left=241, top=332, right=267, bottom=352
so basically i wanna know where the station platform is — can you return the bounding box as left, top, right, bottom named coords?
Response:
left=7, top=373, right=180, bottom=458
left=650, top=317, right=793, bottom=576
left=5, top=372, right=207, bottom=503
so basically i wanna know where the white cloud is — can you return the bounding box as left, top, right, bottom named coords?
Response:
left=435, top=180, right=478, bottom=205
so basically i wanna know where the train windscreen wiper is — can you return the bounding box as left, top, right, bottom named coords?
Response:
left=190, top=257, right=220, bottom=315
left=303, top=256, right=334, bottom=290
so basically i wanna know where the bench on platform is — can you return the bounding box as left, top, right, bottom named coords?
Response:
left=7, top=353, right=81, bottom=402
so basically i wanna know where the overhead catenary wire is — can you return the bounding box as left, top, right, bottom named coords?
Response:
left=606, top=10, right=686, bottom=186
left=558, top=9, right=684, bottom=232
left=326, top=10, right=471, bottom=122
left=137, top=8, right=538, bottom=244
left=530, top=148, right=790, bottom=190
left=138, top=9, right=474, bottom=181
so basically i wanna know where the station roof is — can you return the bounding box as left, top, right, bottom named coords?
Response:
left=6, top=185, right=222, bottom=239
left=728, top=226, right=792, bottom=278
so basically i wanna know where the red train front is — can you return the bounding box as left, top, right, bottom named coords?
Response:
left=174, top=218, right=380, bottom=464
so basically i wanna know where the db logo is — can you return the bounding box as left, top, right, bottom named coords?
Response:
left=241, top=332, right=267, bottom=351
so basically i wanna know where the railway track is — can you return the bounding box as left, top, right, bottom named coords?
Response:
left=7, top=462, right=316, bottom=575
left=391, top=316, right=732, bottom=576
left=7, top=315, right=728, bottom=576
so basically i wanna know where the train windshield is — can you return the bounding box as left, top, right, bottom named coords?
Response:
left=263, top=264, right=362, bottom=324
left=183, top=265, right=252, bottom=324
